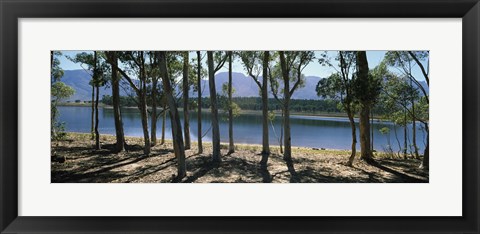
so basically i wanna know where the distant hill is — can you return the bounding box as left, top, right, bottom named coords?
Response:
left=59, top=69, right=325, bottom=101
left=58, top=69, right=428, bottom=102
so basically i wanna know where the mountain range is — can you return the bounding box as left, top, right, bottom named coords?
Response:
left=59, top=69, right=428, bottom=102
left=59, top=69, right=324, bottom=101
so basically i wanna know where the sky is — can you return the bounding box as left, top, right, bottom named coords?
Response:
left=57, top=50, right=427, bottom=81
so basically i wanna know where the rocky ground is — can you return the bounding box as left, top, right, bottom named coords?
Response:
left=51, top=133, right=428, bottom=183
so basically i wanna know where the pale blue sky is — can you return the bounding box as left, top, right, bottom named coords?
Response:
left=57, top=50, right=427, bottom=81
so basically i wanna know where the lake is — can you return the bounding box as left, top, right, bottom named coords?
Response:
left=58, top=106, right=427, bottom=153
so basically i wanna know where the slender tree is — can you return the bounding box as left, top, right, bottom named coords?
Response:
left=354, top=51, right=382, bottom=163
left=158, top=51, right=187, bottom=179
left=227, top=51, right=235, bottom=154
left=183, top=52, right=191, bottom=150
left=207, top=51, right=227, bottom=163
left=317, top=51, right=358, bottom=166
left=107, top=51, right=151, bottom=155
left=104, top=52, right=125, bottom=152
left=385, top=51, right=429, bottom=169
left=239, top=51, right=271, bottom=164
left=278, top=51, right=314, bottom=164
left=196, top=51, right=203, bottom=154
left=93, top=51, right=101, bottom=149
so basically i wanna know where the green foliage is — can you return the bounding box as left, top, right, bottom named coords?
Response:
left=51, top=51, right=64, bottom=82
left=220, top=83, right=241, bottom=120
left=353, top=62, right=384, bottom=106
left=379, top=127, right=390, bottom=135
left=51, top=81, right=75, bottom=102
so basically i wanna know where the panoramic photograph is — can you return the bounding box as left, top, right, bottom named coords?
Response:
left=50, top=50, right=429, bottom=183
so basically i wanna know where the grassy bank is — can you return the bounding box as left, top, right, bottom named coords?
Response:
left=51, top=132, right=428, bottom=183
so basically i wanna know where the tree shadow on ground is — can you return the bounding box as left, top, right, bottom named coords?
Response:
left=51, top=143, right=172, bottom=183
left=182, top=154, right=273, bottom=183
left=367, top=160, right=428, bottom=183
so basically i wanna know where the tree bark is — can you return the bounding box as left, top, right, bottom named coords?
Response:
left=356, top=51, right=373, bottom=163
left=183, top=52, right=191, bottom=150
left=161, top=103, right=166, bottom=145
left=93, top=52, right=101, bottom=150
left=151, top=77, right=158, bottom=146
left=346, top=110, right=357, bottom=166
left=420, top=123, right=429, bottom=170
left=159, top=51, right=187, bottom=179
left=196, top=51, right=203, bottom=154
left=110, top=52, right=125, bottom=152
left=260, top=51, right=270, bottom=166
left=91, top=82, right=95, bottom=140
left=139, top=52, right=151, bottom=156
left=279, top=52, right=292, bottom=163
left=403, top=109, right=408, bottom=159
left=207, top=51, right=221, bottom=163
left=227, top=51, right=235, bottom=154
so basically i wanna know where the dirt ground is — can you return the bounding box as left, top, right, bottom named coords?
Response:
left=51, top=133, right=428, bottom=183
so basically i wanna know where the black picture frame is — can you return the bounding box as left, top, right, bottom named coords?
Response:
left=1, top=0, right=479, bottom=233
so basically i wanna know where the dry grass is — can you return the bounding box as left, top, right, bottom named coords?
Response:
left=51, top=133, right=428, bottom=183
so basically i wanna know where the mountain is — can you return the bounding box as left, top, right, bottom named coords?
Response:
left=59, top=69, right=325, bottom=101
left=60, top=69, right=130, bottom=101
left=58, top=69, right=429, bottom=102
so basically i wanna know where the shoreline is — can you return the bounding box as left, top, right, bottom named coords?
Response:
left=58, top=103, right=388, bottom=120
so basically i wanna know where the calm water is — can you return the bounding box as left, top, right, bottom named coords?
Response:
left=58, top=106, right=427, bottom=152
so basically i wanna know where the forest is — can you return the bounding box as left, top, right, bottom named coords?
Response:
left=51, top=51, right=429, bottom=183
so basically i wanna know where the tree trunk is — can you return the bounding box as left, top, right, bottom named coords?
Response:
left=346, top=110, right=357, bottom=166
left=197, top=51, right=203, bottom=154
left=411, top=96, right=420, bottom=159
left=420, top=123, right=429, bottom=170
left=139, top=89, right=151, bottom=155
left=279, top=52, right=292, bottom=163
left=91, top=84, right=95, bottom=140
left=151, top=78, right=158, bottom=146
left=159, top=51, right=186, bottom=179
left=280, top=110, right=284, bottom=154
left=260, top=51, right=270, bottom=166
left=393, top=122, right=402, bottom=158
left=93, top=52, right=100, bottom=150
left=356, top=51, right=373, bottom=163
left=110, top=52, right=125, bottom=152
left=95, top=85, right=100, bottom=149
left=403, top=109, right=408, bottom=159
left=359, top=105, right=372, bottom=162
left=371, top=109, right=374, bottom=151
left=227, top=51, right=234, bottom=154
left=207, top=51, right=221, bottom=163
left=161, top=103, right=166, bottom=145
left=183, top=52, right=191, bottom=150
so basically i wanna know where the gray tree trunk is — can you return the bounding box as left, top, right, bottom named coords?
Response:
left=93, top=51, right=100, bottom=150
left=228, top=51, right=234, bottom=154
left=420, top=123, right=429, bottom=170
left=139, top=88, right=151, bottom=155
left=260, top=51, right=270, bottom=166
left=159, top=51, right=187, bottom=179
left=161, top=103, right=166, bottom=145
left=91, top=84, right=95, bottom=140
left=356, top=51, right=373, bottom=163
left=278, top=52, right=292, bottom=163
left=139, top=52, right=151, bottom=156
left=151, top=78, right=158, bottom=146
left=183, top=52, right=191, bottom=150
left=346, top=110, right=357, bottom=166
left=110, top=52, right=125, bottom=152
left=197, top=51, right=203, bottom=154
left=207, top=51, right=221, bottom=163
